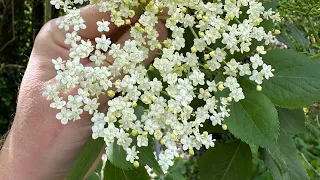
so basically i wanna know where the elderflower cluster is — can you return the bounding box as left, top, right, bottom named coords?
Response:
left=45, top=0, right=280, bottom=171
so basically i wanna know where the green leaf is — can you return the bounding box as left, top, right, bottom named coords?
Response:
left=106, top=141, right=134, bottom=170
left=87, top=172, right=101, bottom=180
left=164, top=158, right=187, bottom=180
left=138, top=146, right=164, bottom=175
left=285, top=23, right=310, bottom=48
left=165, top=172, right=186, bottom=180
left=263, top=0, right=279, bottom=10
left=263, top=149, right=284, bottom=180
left=199, top=140, right=252, bottom=180
left=104, top=161, right=150, bottom=180
left=266, top=130, right=309, bottom=180
left=276, top=33, right=296, bottom=50
left=66, top=138, right=104, bottom=180
left=262, top=49, right=320, bottom=108
left=223, top=82, right=279, bottom=149
left=277, top=108, right=306, bottom=135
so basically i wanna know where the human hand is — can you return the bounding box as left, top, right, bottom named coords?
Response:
left=0, top=5, right=167, bottom=179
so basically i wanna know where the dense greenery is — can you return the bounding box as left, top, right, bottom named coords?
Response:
left=1, top=0, right=320, bottom=179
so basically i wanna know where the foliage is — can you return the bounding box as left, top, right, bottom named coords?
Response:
left=1, top=0, right=320, bottom=179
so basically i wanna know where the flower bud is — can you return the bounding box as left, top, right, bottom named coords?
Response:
left=204, top=91, right=211, bottom=98
left=203, top=131, right=208, bottom=137
left=107, top=90, right=115, bottom=98
left=191, top=46, right=197, bottom=53
left=154, top=130, right=163, bottom=140
left=222, top=124, right=228, bottom=130
left=125, top=19, right=131, bottom=25
left=218, top=84, right=225, bottom=91
left=163, top=40, right=169, bottom=47
left=199, top=31, right=205, bottom=38
left=204, top=54, right=210, bottom=60
left=142, top=97, right=149, bottom=104
left=109, top=115, right=116, bottom=122
left=189, top=149, right=195, bottom=156
left=227, top=97, right=233, bottom=102
left=256, top=85, right=262, bottom=91
left=156, top=43, right=162, bottom=49
left=204, top=64, right=210, bottom=69
left=150, top=95, right=157, bottom=102
left=142, top=131, right=148, bottom=137
left=274, top=29, right=281, bottom=35
left=182, top=7, right=188, bottom=13
left=131, top=129, right=138, bottom=136
left=133, top=161, right=140, bottom=168
left=132, top=101, right=137, bottom=107
left=202, top=16, right=209, bottom=22
left=170, top=133, right=176, bottom=140
left=160, top=138, right=166, bottom=145
left=210, top=51, right=216, bottom=57
left=196, top=14, right=202, bottom=20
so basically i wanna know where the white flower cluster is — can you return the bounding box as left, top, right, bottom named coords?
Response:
left=45, top=0, right=280, bottom=171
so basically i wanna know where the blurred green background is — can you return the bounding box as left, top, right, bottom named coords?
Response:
left=0, top=0, right=319, bottom=179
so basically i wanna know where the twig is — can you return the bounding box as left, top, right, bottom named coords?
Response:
left=300, top=152, right=320, bottom=177
left=0, top=0, right=15, bottom=53
left=0, top=64, right=25, bottom=72
left=311, top=54, right=320, bottom=60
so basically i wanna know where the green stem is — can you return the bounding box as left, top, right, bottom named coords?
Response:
left=189, top=26, right=199, bottom=39
left=311, top=53, right=320, bottom=60
left=307, top=15, right=320, bottom=44
left=105, top=59, right=113, bottom=65
left=234, top=17, right=241, bottom=24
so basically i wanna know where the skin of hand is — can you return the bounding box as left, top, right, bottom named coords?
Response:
left=0, top=5, right=167, bottom=180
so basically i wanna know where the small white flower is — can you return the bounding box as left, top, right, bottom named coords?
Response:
left=97, top=20, right=110, bottom=32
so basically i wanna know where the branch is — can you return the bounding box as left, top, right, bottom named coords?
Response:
left=0, top=0, right=15, bottom=53
left=0, top=63, right=25, bottom=72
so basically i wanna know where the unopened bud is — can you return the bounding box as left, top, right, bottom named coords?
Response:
left=274, top=29, right=281, bottom=35
left=204, top=91, right=211, bottom=98
left=210, top=51, right=216, bottom=57
left=156, top=43, right=162, bottom=49
left=132, top=101, right=137, bottom=107
left=204, top=54, right=210, bottom=60
left=202, top=16, right=209, bottom=22
left=142, top=131, right=148, bottom=137
left=189, top=149, right=195, bottom=156
left=182, top=7, right=188, bottom=13
left=199, top=31, right=205, bottom=38
left=204, top=64, right=210, bottom=69
left=256, top=85, right=262, bottom=91
left=227, top=97, right=233, bottom=102
left=163, top=40, right=169, bottom=47
left=107, top=90, right=115, bottom=98
left=133, top=161, right=140, bottom=168
left=191, top=46, right=197, bottom=53
left=150, top=95, right=157, bottom=102
left=134, top=23, right=141, bottom=29
left=203, top=131, right=209, bottom=137
left=222, top=124, right=228, bottom=130
left=142, top=97, right=149, bottom=104
left=218, top=84, right=225, bottom=91
left=196, top=14, right=202, bottom=20
left=131, top=129, right=138, bottom=136
left=109, top=115, right=116, bottom=122
left=160, top=138, right=166, bottom=145
left=170, top=46, right=176, bottom=51
left=154, top=130, right=163, bottom=140
left=125, top=19, right=131, bottom=25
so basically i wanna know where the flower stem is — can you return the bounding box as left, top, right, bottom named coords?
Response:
left=307, top=15, right=320, bottom=44
left=189, top=26, right=199, bottom=39
left=311, top=53, right=320, bottom=60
